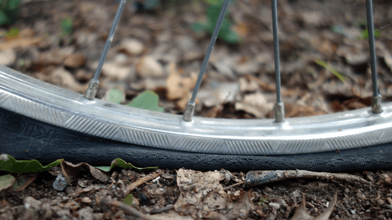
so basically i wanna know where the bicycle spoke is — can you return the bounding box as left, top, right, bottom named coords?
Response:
left=85, top=0, right=127, bottom=100
left=271, top=0, right=285, bottom=122
left=183, top=0, right=230, bottom=122
left=366, top=0, right=382, bottom=114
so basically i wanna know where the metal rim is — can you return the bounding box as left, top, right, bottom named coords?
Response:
left=0, top=64, right=392, bottom=155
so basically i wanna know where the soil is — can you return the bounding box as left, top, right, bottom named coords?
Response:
left=1, top=0, right=392, bottom=219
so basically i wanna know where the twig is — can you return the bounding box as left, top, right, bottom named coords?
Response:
left=245, top=170, right=372, bottom=188
left=102, top=199, right=151, bottom=220
left=150, top=204, right=174, bottom=214
left=223, top=181, right=244, bottom=191
left=124, top=169, right=164, bottom=195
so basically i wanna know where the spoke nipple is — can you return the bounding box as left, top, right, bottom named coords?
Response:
left=84, top=79, right=100, bottom=100
left=371, top=94, right=382, bottom=114
left=274, top=102, right=285, bottom=123
left=183, top=102, right=196, bottom=122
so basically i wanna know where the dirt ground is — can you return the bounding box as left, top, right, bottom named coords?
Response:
left=1, top=0, right=392, bottom=219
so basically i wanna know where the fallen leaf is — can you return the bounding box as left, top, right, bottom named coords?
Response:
left=103, top=87, right=125, bottom=104
left=166, top=63, right=199, bottom=109
left=12, top=174, right=37, bottom=191
left=0, top=37, right=43, bottom=50
left=197, top=82, right=239, bottom=107
left=136, top=56, right=164, bottom=78
left=239, top=77, right=259, bottom=92
left=95, top=158, right=157, bottom=172
left=119, top=38, right=144, bottom=56
left=93, top=61, right=131, bottom=80
left=51, top=68, right=86, bottom=93
left=235, top=92, right=273, bottom=118
left=174, top=169, right=226, bottom=217
left=127, top=90, right=164, bottom=112
left=0, top=154, right=62, bottom=173
left=291, top=192, right=338, bottom=220
left=63, top=53, right=86, bottom=68
left=0, top=174, right=15, bottom=192
left=124, top=194, right=133, bottom=206
left=60, top=160, right=109, bottom=184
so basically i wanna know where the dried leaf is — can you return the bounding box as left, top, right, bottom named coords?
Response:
left=0, top=37, right=43, bottom=50
left=166, top=63, right=198, bottom=109
left=0, top=174, right=15, bottom=192
left=235, top=92, right=273, bottom=118
left=12, top=174, right=37, bottom=191
left=174, top=169, right=226, bottom=216
left=60, top=161, right=109, bottom=184
left=136, top=56, right=164, bottom=78
left=291, top=192, right=338, bottom=220
left=63, top=53, right=86, bottom=68
left=119, top=38, right=144, bottom=56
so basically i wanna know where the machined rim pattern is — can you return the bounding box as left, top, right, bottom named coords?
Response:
left=0, top=65, right=392, bottom=155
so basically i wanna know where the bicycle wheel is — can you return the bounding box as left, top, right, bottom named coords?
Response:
left=1, top=0, right=392, bottom=171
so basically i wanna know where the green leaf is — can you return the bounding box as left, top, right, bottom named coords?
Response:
left=0, top=174, right=15, bottom=192
left=106, top=88, right=124, bottom=104
left=202, top=3, right=241, bottom=44
left=5, top=27, right=19, bottom=37
left=8, top=0, right=22, bottom=10
left=124, top=194, right=133, bottom=206
left=190, top=22, right=207, bottom=34
left=360, top=28, right=380, bottom=39
left=127, top=90, right=164, bottom=112
left=0, top=11, right=9, bottom=25
left=0, top=154, right=62, bottom=173
left=61, top=18, right=73, bottom=36
left=110, top=158, right=157, bottom=170
left=315, top=60, right=346, bottom=82
left=95, top=166, right=111, bottom=172
left=95, top=158, right=157, bottom=172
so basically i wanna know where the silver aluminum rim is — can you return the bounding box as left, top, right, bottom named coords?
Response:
left=0, top=64, right=391, bottom=155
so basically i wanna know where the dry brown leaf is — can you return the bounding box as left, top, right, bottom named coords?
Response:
left=119, top=38, right=144, bottom=56
left=239, top=77, right=259, bottom=92
left=51, top=68, right=86, bottom=93
left=60, top=160, right=109, bottom=184
left=198, top=82, right=239, bottom=107
left=174, top=169, right=226, bottom=217
left=64, top=53, right=86, bottom=68
left=291, top=192, right=338, bottom=220
left=166, top=63, right=199, bottom=109
left=136, top=56, right=164, bottom=78
left=90, top=61, right=132, bottom=80
left=0, top=37, right=43, bottom=50
left=235, top=92, right=273, bottom=118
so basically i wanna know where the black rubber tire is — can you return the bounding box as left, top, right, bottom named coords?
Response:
left=1, top=107, right=392, bottom=171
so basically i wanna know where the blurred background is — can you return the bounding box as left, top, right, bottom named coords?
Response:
left=0, top=0, right=391, bottom=119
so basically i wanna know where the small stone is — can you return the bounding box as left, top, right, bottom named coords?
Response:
left=120, top=38, right=144, bottom=56
left=53, top=174, right=67, bottom=191
left=24, top=197, right=42, bottom=209
left=81, top=197, right=92, bottom=204
left=136, top=56, right=164, bottom=78
left=64, top=53, right=86, bottom=68
left=269, top=202, right=281, bottom=210
left=351, top=209, right=356, bottom=215
left=0, top=49, right=16, bottom=66
left=78, top=207, right=93, bottom=220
